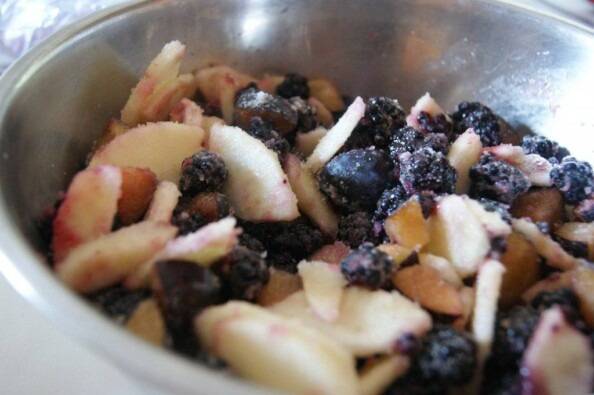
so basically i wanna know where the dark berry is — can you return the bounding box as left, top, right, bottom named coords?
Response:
left=550, top=157, right=594, bottom=204
left=530, top=288, right=580, bottom=316
left=337, top=211, right=379, bottom=248
left=347, top=97, right=406, bottom=149
left=535, top=221, right=551, bottom=235
left=399, top=147, right=457, bottom=194
left=87, top=285, right=149, bottom=323
left=416, top=190, right=437, bottom=218
left=267, top=251, right=300, bottom=273
left=172, top=210, right=207, bottom=235
left=276, top=73, right=310, bottom=99
left=554, top=236, right=589, bottom=259
left=246, top=117, right=290, bottom=157
left=416, top=111, right=453, bottom=139
left=452, top=101, right=502, bottom=146
left=234, top=86, right=298, bottom=135
left=491, top=306, right=540, bottom=367
left=481, top=368, right=522, bottom=395
left=521, top=135, right=568, bottom=161
left=238, top=232, right=266, bottom=253
left=373, top=184, right=411, bottom=222
left=340, top=242, right=394, bottom=289
left=289, top=97, right=318, bottom=133
left=179, top=151, right=227, bottom=195
left=215, top=246, right=269, bottom=301
left=479, top=198, right=512, bottom=223
left=319, top=148, right=395, bottom=212
left=469, top=154, right=530, bottom=204
left=422, top=133, right=449, bottom=154
left=388, top=126, right=425, bottom=158
left=408, top=325, right=477, bottom=386
left=172, top=193, right=231, bottom=235
left=574, top=197, right=594, bottom=222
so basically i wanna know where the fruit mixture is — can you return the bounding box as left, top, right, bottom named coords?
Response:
left=42, top=40, right=594, bottom=395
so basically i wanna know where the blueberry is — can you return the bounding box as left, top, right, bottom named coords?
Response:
left=452, top=101, right=502, bottom=146
left=179, top=151, right=227, bottom=195
left=469, top=154, right=530, bottom=203
left=399, top=147, right=457, bottom=194
left=337, top=211, right=380, bottom=248
left=340, top=242, right=394, bottom=289
left=319, top=148, right=395, bottom=212
left=550, top=157, right=594, bottom=204
left=215, top=246, right=269, bottom=302
left=276, top=73, right=310, bottom=99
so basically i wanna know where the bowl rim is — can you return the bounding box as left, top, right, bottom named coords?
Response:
left=0, top=0, right=592, bottom=394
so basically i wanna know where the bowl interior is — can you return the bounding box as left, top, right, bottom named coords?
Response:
left=0, top=0, right=593, bottom=393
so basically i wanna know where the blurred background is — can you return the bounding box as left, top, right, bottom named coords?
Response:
left=0, top=0, right=592, bottom=394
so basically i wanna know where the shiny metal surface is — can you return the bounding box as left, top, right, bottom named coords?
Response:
left=0, top=0, right=592, bottom=393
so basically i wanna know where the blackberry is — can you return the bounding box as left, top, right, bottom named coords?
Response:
left=87, top=285, right=149, bottom=322
left=399, top=147, right=457, bottom=194
left=289, top=97, right=318, bottom=133
left=479, top=198, right=512, bottom=223
left=347, top=96, right=406, bottom=149
left=416, top=190, right=437, bottom=218
left=179, top=151, right=227, bottom=195
left=234, top=86, right=298, bottom=135
left=530, top=288, right=580, bottom=318
left=276, top=72, right=310, bottom=99
left=408, top=325, right=477, bottom=386
left=535, top=221, right=551, bottom=235
left=521, top=135, right=568, bottom=161
left=388, top=126, right=425, bottom=158
left=491, top=306, right=540, bottom=367
left=452, top=101, right=502, bottom=146
left=550, top=157, right=594, bottom=204
left=554, top=236, right=589, bottom=259
left=267, top=251, right=300, bottom=273
left=373, top=184, right=410, bottom=222
left=416, top=111, right=453, bottom=139
left=337, top=211, right=379, bottom=248
left=574, top=197, right=594, bottom=222
left=469, top=154, right=530, bottom=203
left=319, top=148, right=395, bottom=212
left=481, top=368, right=522, bottom=395
left=340, top=242, right=394, bottom=289
left=422, top=133, right=449, bottom=154
left=246, top=117, right=290, bottom=157
left=172, top=210, right=207, bottom=235
left=216, top=246, right=269, bottom=301
left=238, top=232, right=266, bottom=253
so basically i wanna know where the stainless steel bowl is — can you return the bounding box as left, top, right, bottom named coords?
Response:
left=0, top=0, right=593, bottom=394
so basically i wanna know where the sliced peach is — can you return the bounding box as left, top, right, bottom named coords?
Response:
left=555, top=222, right=594, bottom=261
left=56, top=221, right=177, bottom=293
left=310, top=242, right=351, bottom=266
left=209, top=124, right=299, bottom=222
left=169, top=98, right=203, bottom=126
left=117, top=167, right=157, bottom=225
left=393, top=265, right=463, bottom=315
left=406, top=93, right=449, bottom=130
left=52, top=165, right=122, bottom=263
left=463, top=196, right=511, bottom=239
left=377, top=244, right=416, bottom=266
left=298, top=260, right=346, bottom=322
left=447, top=129, right=483, bottom=194
left=308, top=97, right=334, bottom=128
left=499, top=232, right=541, bottom=307
left=308, top=79, right=345, bottom=112
left=359, top=355, right=410, bottom=395
left=295, top=127, right=328, bottom=157
left=284, top=153, right=338, bottom=236
left=485, top=144, right=553, bottom=186
left=453, top=286, right=475, bottom=331
left=572, top=266, right=594, bottom=328
left=384, top=198, right=429, bottom=249
left=522, top=271, right=575, bottom=303
left=257, top=268, right=302, bottom=307
left=418, top=253, right=462, bottom=288
left=125, top=298, right=166, bottom=346
left=257, top=73, right=284, bottom=93
left=144, top=181, right=180, bottom=223
left=306, top=97, right=365, bottom=173
left=511, top=188, right=564, bottom=227
left=94, top=118, right=129, bottom=152
left=89, top=122, right=205, bottom=182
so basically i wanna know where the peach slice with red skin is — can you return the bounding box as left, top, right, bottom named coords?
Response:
left=52, top=165, right=122, bottom=263
left=377, top=244, right=416, bottom=267
left=144, top=181, right=181, bottom=223
left=169, top=98, right=203, bottom=126
left=310, top=242, right=351, bottom=266
left=307, top=79, right=345, bottom=112
left=572, top=266, right=594, bottom=328
left=447, top=129, right=482, bottom=194
left=555, top=222, right=594, bottom=261
left=295, top=126, right=328, bottom=157
left=499, top=231, right=540, bottom=307
left=418, top=253, right=463, bottom=288
left=511, top=188, right=565, bottom=228
left=384, top=197, right=430, bottom=250
left=209, top=124, right=299, bottom=222
left=117, top=167, right=157, bottom=226
left=89, top=121, right=205, bottom=183
left=308, top=98, right=334, bottom=128
left=298, top=260, right=346, bottom=322
left=257, top=268, right=302, bottom=307
left=522, top=270, right=575, bottom=303
left=125, top=298, right=166, bottom=346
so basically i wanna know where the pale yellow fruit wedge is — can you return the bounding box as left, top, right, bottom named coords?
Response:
left=125, top=298, right=165, bottom=346
left=295, top=127, right=328, bottom=157
left=144, top=181, right=180, bottom=223
left=448, top=130, right=482, bottom=194
left=298, top=260, right=346, bottom=322
left=359, top=355, right=410, bottom=395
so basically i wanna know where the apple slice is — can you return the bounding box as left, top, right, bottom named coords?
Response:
left=418, top=253, right=463, bottom=288
left=284, top=153, right=338, bottom=236
left=472, top=259, right=505, bottom=375
left=572, top=266, right=594, bottom=328
left=522, top=270, right=575, bottom=303
left=512, top=218, right=581, bottom=271
left=511, top=188, right=564, bottom=228
left=169, top=98, right=203, bottom=126
left=257, top=268, right=302, bottom=307
left=89, top=122, right=205, bottom=182
left=52, top=165, right=122, bottom=263
left=452, top=286, right=475, bottom=331
left=424, top=195, right=491, bottom=278
left=359, top=355, right=410, bottom=395
left=308, top=98, right=334, bottom=128
left=499, top=232, right=540, bottom=307
left=462, top=196, right=511, bottom=239
left=308, top=79, right=345, bottom=112
left=270, top=288, right=432, bottom=356
left=144, top=181, right=181, bottom=223
left=121, top=41, right=194, bottom=126
left=555, top=222, right=594, bottom=261
left=384, top=197, right=430, bottom=249
left=209, top=124, right=299, bottom=221
left=298, top=260, right=347, bottom=322
left=310, top=242, right=351, bottom=266
left=295, top=127, right=328, bottom=157
left=447, top=129, right=483, bottom=193
left=306, top=97, right=365, bottom=173
left=406, top=93, right=450, bottom=130
left=377, top=244, right=416, bottom=266
left=56, top=221, right=177, bottom=293
left=126, top=217, right=239, bottom=289
left=196, top=301, right=359, bottom=395
left=521, top=307, right=593, bottom=395
left=393, top=265, right=463, bottom=315
left=484, top=144, right=553, bottom=186
left=118, top=167, right=157, bottom=225
left=125, top=298, right=166, bottom=346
